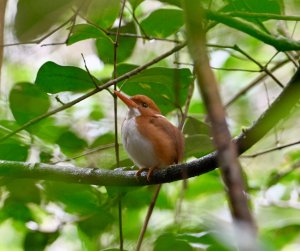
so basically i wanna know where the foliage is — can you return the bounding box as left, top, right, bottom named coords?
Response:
left=1, top=0, right=300, bottom=250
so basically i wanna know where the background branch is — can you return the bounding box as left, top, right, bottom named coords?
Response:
left=206, top=10, right=300, bottom=51
left=0, top=0, right=7, bottom=95
left=183, top=0, right=256, bottom=236
left=0, top=42, right=187, bottom=143
left=0, top=64, right=299, bottom=188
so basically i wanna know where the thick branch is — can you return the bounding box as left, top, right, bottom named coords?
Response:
left=225, top=11, right=300, bottom=21
left=183, top=1, right=255, bottom=230
left=0, top=59, right=299, bottom=186
left=206, top=10, right=300, bottom=51
left=0, top=42, right=187, bottom=143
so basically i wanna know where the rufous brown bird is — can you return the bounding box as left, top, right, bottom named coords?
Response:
left=115, top=91, right=184, bottom=181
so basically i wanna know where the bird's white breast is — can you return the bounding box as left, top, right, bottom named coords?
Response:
left=121, top=113, right=159, bottom=169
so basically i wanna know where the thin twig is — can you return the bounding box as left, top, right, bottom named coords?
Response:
left=179, top=83, right=194, bottom=130
left=81, top=53, right=100, bottom=89
left=233, top=45, right=284, bottom=88
left=78, top=13, right=180, bottom=43
left=225, top=59, right=289, bottom=107
left=52, top=143, right=115, bottom=164
left=0, top=42, right=187, bottom=143
left=114, top=1, right=127, bottom=250
left=266, top=161, right=300, bottom=187
left=136, top=184, right=161, bottom=251
left=0, top=0, right=7, bottom=96
left=1, top=66, right=300, bottom=187
left=174, top=61, right=261, bottom=72
left=1, top=15, right=75, bottom=47
left=241, top=140, right=300, bottom=158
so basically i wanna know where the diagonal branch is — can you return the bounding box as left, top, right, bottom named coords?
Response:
left=0, top=42, right=187, bottom=143
left=0, top=63, right=299, bottom=188
left=205, top=10, right=300, bottom=51
left=183, top=0, right=256, bottom=234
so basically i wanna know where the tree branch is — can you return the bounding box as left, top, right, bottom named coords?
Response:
left=225, top=11, right=300, bottom=21
left=0, top=42, right=187, bottom=143
left=205, top=10, right=300, bottom=51
left=0, top=62, right=299, bottom=188
left=183, top=0, right=256, bottom=233
left=0, top=0, right=7, bottom=95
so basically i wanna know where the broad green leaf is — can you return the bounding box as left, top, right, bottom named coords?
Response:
left=9, top=82, right=50, bottom=124
left=0, top=120, right=27, bottom=143
left=140, top=9, right=184, bottom=38
left=89, top=103, right=105, bottom=120
left=91, top=133, right=114, bottom=148
left=44, top=182, right=102, bottom=214
left=24, top=230, right=59, bottom=251
left=4, top=179, right=41, bottom=204
left=261, top=225, right=300, bottom=250
left=86, top=0, right=120, bottom=29
left=35, top=61, right=98, bottom=93
left=223, top=0, right=281, bottom=22
left=56, top=131, right=88, bottom=154
left=117, top=64, right=194, bottom=114
left=67, top=24, right=106, bottom=45
left=154, top=233, right=193, bottom=251
left=184, top=135, right=214, bottom=158
left=29, top=118, right=68, bottom=143
left=1, top=179, right=40, bottom=222
left=183, top=117, right=214, bottom=158
left=14, top=0, right=75, bottom=41
left=185, top=171, right=223, bottom=199
left=158, top=0, right=182, bottom=7
left=128, top=0, right=143, bottom=10
left=96, top=22, right=137, bottom=64
left=183, top=117, right=211, bottom=136
left=0, top=143, right=28, bottom=161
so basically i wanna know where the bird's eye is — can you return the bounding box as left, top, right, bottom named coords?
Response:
left=142, top=102, right=148, bottom=108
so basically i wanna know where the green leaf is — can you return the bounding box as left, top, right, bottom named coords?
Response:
left=78, top=210, right=114, bottom=237
left=9, top=82, right=50, bottom=124
left=24, top=230, right=59, bottom=251
left=67, top=24, right=106, bottom=45
left=96, top=22, right=137, bottom=64
left=14, top=0, right=75, bottom=41
left=30, top=118, right=68, bottom=143
left=183, top=117, right=214, bottom=158
left=158, top=0, right=182, bottom=7
left=154, top=233, right=193, bottom=251
left=86, top=0, right=120, bottom=29
left=117, top=65, right=194, bottom=114
left=225, top=0, right=281, bottom=15
left=183, top=117, right=211, bottom=136
left=1, top=179, right=41, bottom=222
left=140, top=9, right=184, bottom=38
left=0, top=143, right=28, bottom=161
left=35, top=61, right=98, bottom=93
left=56, top=131, right=88, bottom=154
left=185, top=171, right=223, bottom=199
left=44, top=182, right=102, bottom=214
left=128, top=0, right=143, bottom=10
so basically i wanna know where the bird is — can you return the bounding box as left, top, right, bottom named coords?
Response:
left=114, top=91, right=184, bottom=181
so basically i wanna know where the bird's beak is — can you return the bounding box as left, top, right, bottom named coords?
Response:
left=114, top=91, right=138, bottom=108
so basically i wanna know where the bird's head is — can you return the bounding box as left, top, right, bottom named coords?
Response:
left=114, top=91, right=161, bottom=117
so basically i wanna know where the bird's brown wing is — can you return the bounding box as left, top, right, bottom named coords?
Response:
left=136, top=115, right=184, bottom=165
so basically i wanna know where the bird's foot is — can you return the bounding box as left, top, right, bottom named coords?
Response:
left=135, top=167, right=149, bottom=178
left=136, top=167, right=159, bottom=182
